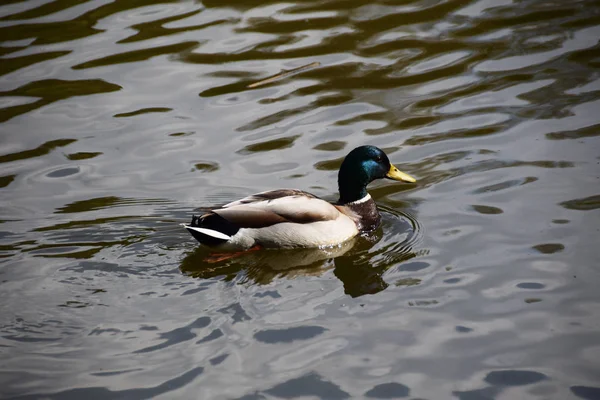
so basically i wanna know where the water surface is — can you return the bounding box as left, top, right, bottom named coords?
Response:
left=1, top=0, right=600, bottom=399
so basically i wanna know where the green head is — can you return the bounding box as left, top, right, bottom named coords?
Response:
left=337, top=145, right=416, bottom=204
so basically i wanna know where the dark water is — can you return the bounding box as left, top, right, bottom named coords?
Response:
left=1, top=0, right=600, bottom=398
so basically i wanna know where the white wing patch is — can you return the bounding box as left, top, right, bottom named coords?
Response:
left=185, top=226, right=231, bottom=240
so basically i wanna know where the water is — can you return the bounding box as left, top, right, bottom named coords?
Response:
left=1, top=0, right=600, bottom=398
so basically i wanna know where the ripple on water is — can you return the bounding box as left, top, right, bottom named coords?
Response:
left=254, top=325, right=327, bottom=344
left=2, top=0, right=600, bottom=398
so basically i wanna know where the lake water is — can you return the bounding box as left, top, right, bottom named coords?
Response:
left=1, top=0, right=600, bottom=399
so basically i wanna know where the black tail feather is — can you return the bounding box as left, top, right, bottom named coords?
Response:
left=188, top=212, right=239, bottom=246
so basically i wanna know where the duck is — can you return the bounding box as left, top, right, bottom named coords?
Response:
left=183, top=145, right=416, bottom=250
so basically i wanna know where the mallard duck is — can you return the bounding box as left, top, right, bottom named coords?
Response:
left=183, top=145, right=416, bottom=250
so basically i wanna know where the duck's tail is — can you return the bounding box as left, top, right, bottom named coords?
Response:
left=183, top=213, right=237, bottom=246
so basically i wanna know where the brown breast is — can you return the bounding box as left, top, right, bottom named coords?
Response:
left=335, top=198, right=381, bottom=232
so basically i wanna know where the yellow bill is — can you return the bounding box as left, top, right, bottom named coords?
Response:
left=386, top=164, right=416, bottom=183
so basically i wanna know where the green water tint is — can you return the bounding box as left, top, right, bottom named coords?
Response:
left=1, top=0, right=599, bottom=398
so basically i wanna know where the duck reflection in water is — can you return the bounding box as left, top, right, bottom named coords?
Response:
left=180, top=218, right=418, bottom=298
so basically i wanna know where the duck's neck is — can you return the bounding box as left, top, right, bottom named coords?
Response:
left=338, top=170, right=369, bottom=204
left=338, top=185, right=368, bottom=204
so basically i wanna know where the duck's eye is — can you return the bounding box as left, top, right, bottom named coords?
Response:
left=375, top=155, right=382, bottom=162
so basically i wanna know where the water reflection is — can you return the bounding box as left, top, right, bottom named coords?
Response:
left=181, top=210, right=419, bottom=297
left=2, top=0, right=600, bottom=398
left=181, top=240, right=352, bottom=279
left=0, top=79, right=122, bottom=122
